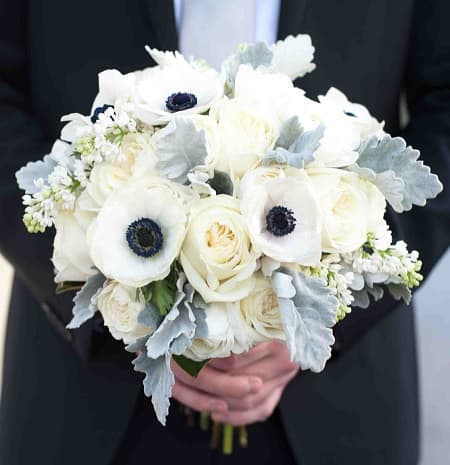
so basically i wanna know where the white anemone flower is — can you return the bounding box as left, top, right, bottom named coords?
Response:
left=133, top=47, right=224, bottom=126
left=296, top=97, right=361, bottom=168
left=87, top=179, right=187, bottom=287
left=240, top=167, right=322, bottom=265
left=91, top=69, right=137, bottom=112
left=318, top=87, right=385, bottom=139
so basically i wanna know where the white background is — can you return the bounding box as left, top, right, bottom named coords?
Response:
left=0, top=251, right=449, bottom=463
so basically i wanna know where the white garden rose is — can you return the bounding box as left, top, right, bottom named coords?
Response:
left=183, top=301, right=252, bottom=361
left=180, top=195, right=259, bottom=303
left=97, top=281, right=153, bottom=344
left=85, top=162, right=131, bottom=209
left=52, top=212, right=95, bottom=283
left=210, top=97, right=280, bottom=178
left=123, top=132, right=158, bottom=179
left=73, top=190, right=98, bottom=231
left=240, top=166, right=322, bottom=265
left=308, top=168, right=387, bottom=253
left=240, top=273, right=285, bottom=343
left=76, top=132, right=155, bottom=215
left=234, top=65, right=308, bottom=124
left=87, top=178, right=187, bottom=287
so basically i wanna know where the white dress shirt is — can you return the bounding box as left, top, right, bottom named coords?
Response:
left=173, top=0, right=281, bottom=69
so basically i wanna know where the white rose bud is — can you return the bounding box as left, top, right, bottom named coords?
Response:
left=52, top=212, right=95, bottom=283
left=85, top=162, right=131, bottom=209
left=97, top=281, right=153, bottom=344
left=180, top=195, right=259, bottom=303
left=240, top=274, right=286, bottom=343
left=308, top=168, right=387, bottom=253
left=210, top=97, right=279, bottom=178
left=183, top=301, right=252, bottom=361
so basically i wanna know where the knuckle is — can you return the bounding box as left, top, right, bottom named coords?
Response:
left=227, top=380, right=248, bottom=397
left=240, top=396, right=254, bottom=410
left=283, top=361, right=298, bottom=372
left=261, top=404, right=274, bottom=420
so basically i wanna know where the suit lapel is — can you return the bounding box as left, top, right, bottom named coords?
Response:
left=139, top=0, right=178, bottom=51
left=278, top=0, right=308, bottom=39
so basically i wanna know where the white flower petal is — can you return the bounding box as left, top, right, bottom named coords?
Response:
left=87, top=180, right=187, bottom=287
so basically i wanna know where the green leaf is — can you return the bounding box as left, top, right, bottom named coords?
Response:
left=172, top=354, right=210, bottom=378
left=207, top=170, right=234, bottom=195
left=56, top=281, right=85, bottom=294
left=140, top=265, right=179, bottom=316
left=151, top=279, right=176, bottom=316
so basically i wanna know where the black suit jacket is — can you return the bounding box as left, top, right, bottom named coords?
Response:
left=0, top=1, right=449, bottom=464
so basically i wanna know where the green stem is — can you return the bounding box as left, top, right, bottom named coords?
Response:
left=200, top=411, right=210, bottom=431
left=184, top=407, right=195, bottom=428
left=222, top=423, right=234, bottom=455
left=239, top=426, right=248, bottom=448
left=210, top=421, right=221, bottom=449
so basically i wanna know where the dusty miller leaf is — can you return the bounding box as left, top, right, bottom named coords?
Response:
left=67, top=273, right=105, bottom=329
left=16, top=155, right=57, bottom=194
left=275, top=116, right=304, bottom=149
left=154, top=118, right=208, bottom=184
left=387, top=283, right=412, bottom=304
left=125, top=336, right=148, bottom=354
left=272, top=269, right=338, bottom=373
left=351, top=284, right=385, bottom=309
left=145, top=274, right=198, bottom=359
left=354, top=135, right=443, bottom=212
left=132, top=352, right=174, bottom=426
left=222, top=41, right=273, bottom=94
left=138, top=304, right=162, bottom=328
left=263, top=123, right=325, bottom=169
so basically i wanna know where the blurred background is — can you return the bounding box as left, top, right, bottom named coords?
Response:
left=0, top=250, right=449, bottom=464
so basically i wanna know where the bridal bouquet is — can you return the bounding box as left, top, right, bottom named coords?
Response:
left=16, top=34, right=442, bottom=446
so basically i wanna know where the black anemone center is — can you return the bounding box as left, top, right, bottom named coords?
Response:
left=266, top=206, right=297, bottom=237
left=91, top=104, right=114, bottom=123
left=126, top=218, right=164, bottom=258
left=166, top=92, right=198, bottom=112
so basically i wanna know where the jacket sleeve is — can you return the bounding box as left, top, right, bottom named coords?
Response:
left=333, top=0, right=450, bottom=354
left=0, top=0, right=103, bottom=360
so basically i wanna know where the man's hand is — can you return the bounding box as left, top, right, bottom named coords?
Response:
left=172, top=341, right=299, bottom=426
